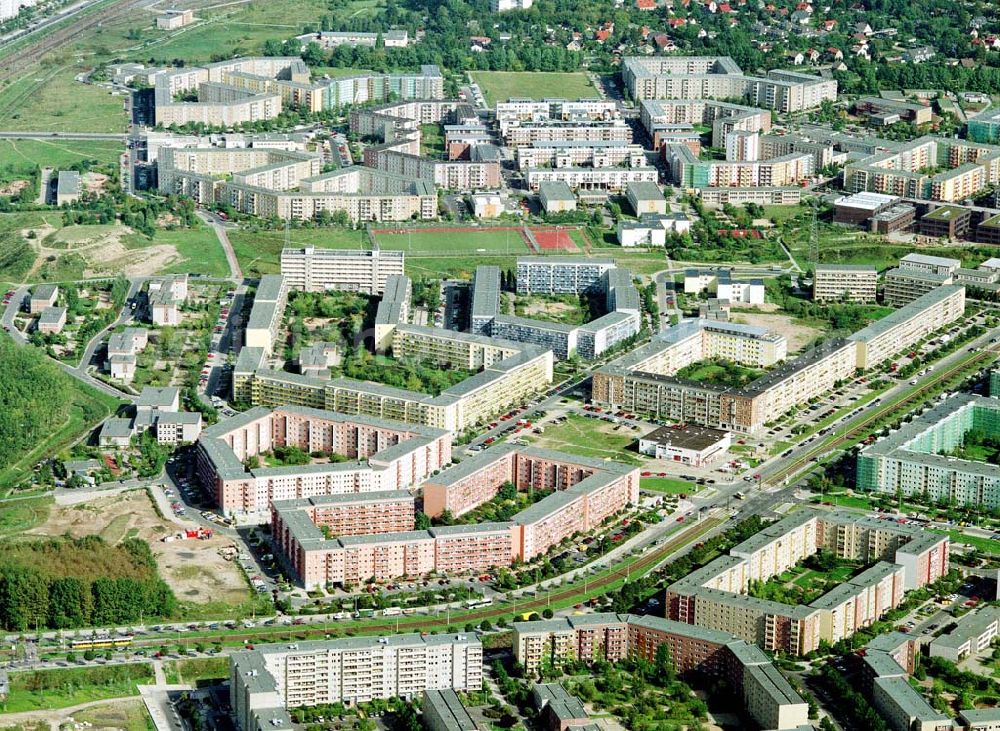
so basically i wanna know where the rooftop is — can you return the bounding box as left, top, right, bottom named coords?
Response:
left=640, top=424, right=730, bottom=451
left=848, top=285, right=964, bottom=343
left=921, top=205, right=971, bottom=223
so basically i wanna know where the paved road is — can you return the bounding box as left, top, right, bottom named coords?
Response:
left=197, top=211, right=242, bottom=282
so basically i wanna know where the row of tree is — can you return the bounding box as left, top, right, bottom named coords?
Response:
left=0, top=538, right=176, bottom=631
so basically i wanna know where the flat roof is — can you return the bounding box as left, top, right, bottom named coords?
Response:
left=423, top=689, right=479, bottom=731
left=815, top=263, right=878, bottom=273
left=626, top=181, right=664, bottom=201
left=929, top=606, right=1000, bottom=652
left=640, top=424, right=730, bottom=451
left=873, top=676, right=949, bottom=722
left=834, top=191, right=899, bottom=211
left=921, top=205, right=971, bottom=222
left=538, top=180, right=575, bottom=202
left=254, top=274, right=286, bottom=302
left=38, top=306, right=66, bottom=325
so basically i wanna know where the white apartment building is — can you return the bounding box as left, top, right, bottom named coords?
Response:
left=231, top=634, right=483, bottom=731
left=813, top=264, right=878, bottom=303
left=280, top=247, right=405, bottom=295
left=245, top=275, right=288, bottom=355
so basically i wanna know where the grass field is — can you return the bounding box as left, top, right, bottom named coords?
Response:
left=375, top=229, right=528, bottom=254
left=640, top=477, right=696, bottom=495
left=0, top=138, right=123, bottom=171
left=72, top=700, right=152, bottom=731
left=163, top=657, right=229, bottom=685
left=125, top=227, right=231, bottom=278
left=0, top=495, right=53, bottom=535
left=229, top=227, right=371, bottom=276
left=471, top=71, right=597, bottom=106
left=0, top=66, right=127, bottom=133
left=527, top=413, right=642, bottom=465
left=2, top=664, right=155, bottom=713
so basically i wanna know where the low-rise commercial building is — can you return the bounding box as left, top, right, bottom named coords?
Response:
left=929, top=606, right=1000, bottom=661
left=156, top=9, right=194, bottom=29
left=833, top=191, right=900, bottom=226
left=538, top=181, right=576, bottom=213
left=148, top=274, right=187, bottom=326
left=920, top=205, right=973, bottom=240
left=638, top=425, right=730, bottom=466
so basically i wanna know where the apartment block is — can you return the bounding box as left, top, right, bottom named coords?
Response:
left=516, top=257, right=616, bottom=295
left=469, top=265, right=501, bottom=336
left=271, top=444, right=636, bottom=586
left=969, top=107, right=1000, bottom=145
left=245, top=274, right=288, bottom=356
left=516, top=142, right=646, bottom=170
left=844, top=135, right=1000, bottom=203
left=230, top=634, right=481, bottom=731
left=106, top=327, right=149, bottom=383
left=373, top=274, right=411, bottom=352
left=148, top=274, right=187, bottom=326
left=639, top=99, right=771, bottom=150
left=422, top=443, right=638, bottom=527
left=512, top=614, right=808, bottom=731
left=665, top=143, right=813, bottom=189
left=37, top=306, right=67, bottom=334
left=525, top=165, right=658, bottom=194
left=849, top=284, right=965, bottom=368
left=622, top=56, right=836, bottom=112
left=196, top=405, right=451, bottom=522
left=280, top=246, right=405, bottom=295
left=813, top=264, right=878, bottom=303
left=665, top=510, right=949, bottom=655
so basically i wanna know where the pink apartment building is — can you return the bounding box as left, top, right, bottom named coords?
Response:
left=196, top=406, right=451, bottom=522
left=270, top=444, right=639, bottom=588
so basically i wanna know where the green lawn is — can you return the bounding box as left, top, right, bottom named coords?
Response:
left=420, top=124, right=446, bottom=159
left=2, top=663, right=155, bottom=713
left=528, top=413, right=642, bottom=465
left=471, top=71, right=597, bottom=106
left=229, top=227, right=372, bottom=276
left=374, top=228, right=529, bottom=254
left=125, top=227, right=231, bottom=278
left=640, top=477, right=697, bottom=495
left=163, top=657, right=229, bottom=685
left=0, top=138, right=123, bottom=171
left=0, top=495, right=53, bottom=536
left=0, top=65, right=127, bottom=133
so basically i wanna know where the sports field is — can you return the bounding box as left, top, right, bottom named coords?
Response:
left=471, top=71, right=597, bottom=106
left=373, top=227, right=529, bottom=254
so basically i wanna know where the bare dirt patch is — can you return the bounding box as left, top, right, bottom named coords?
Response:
left=729, top=311, right=822, bottom=353
left=28, top=490, right=250, bottom=606
left=83, top=172, right=109, bottom=196
left=0, top=179, right=29, bottom=196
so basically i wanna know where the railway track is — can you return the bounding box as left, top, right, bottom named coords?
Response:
left=765, top=345, right=997, bottom=487
left=0, top=0, right=143, bottom=84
